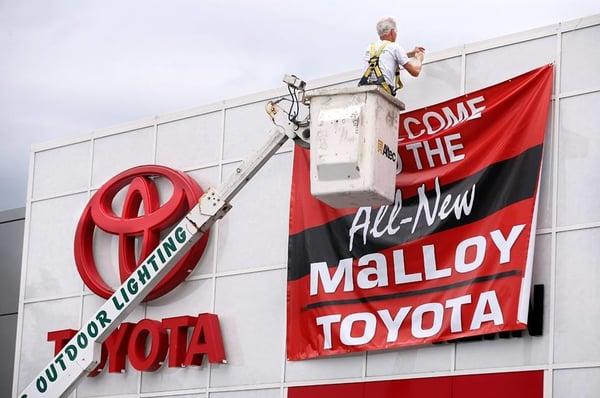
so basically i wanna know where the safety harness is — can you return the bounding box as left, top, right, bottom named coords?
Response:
left=358, top=41, right=403, bottom=96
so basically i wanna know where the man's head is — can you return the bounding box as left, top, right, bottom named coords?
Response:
left=376, top=17, right=397, bottom=42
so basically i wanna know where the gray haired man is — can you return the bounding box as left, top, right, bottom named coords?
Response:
left=359, top=16, right=425, bottom=96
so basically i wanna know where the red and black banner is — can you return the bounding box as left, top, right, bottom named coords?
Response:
left=287, top=65, right=553, bottom=360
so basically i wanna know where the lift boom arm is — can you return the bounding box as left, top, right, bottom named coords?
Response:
left=18, top=76, right=307, bottom=398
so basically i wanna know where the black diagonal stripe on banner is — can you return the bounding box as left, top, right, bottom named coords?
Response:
left=288, top=144, right=542, bottom=282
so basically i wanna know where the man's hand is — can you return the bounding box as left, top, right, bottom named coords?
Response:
left=407, top=46, right=426, bottom=57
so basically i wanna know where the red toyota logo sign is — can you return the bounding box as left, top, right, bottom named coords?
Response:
left=74, top=165, right=209, bottom=301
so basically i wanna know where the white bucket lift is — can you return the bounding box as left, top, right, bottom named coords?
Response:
left=305, top=86, right=405, bottom=208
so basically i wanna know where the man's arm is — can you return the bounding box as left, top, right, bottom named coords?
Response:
left=403, top=50, right=425, bottom=77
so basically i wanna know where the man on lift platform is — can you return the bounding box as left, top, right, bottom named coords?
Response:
left=359, top=16, right=425, bottom=96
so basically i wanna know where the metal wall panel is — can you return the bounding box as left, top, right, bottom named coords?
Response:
left=0, top=217, right=24, bottom=315
left=17, top=297, right=81, bottom=392
left=91, top=127, right=154, bottom=188
left=553, top=367, right=600, bottom=398
left=156, top=112, right=222, bottom=170
left=557, top=91, right=600, bottom=226
left=285, top=352, right=363, bottom=383
left=398, top=56, right=462, bottom=111
left=217, top=152, right=292, bottom=273
left=366, top=344, right=453, bottom=376
left=25, top=194, right=87, bottom=299
left=212, top=389, right=280, bottom=398
left=210, top=270, right=286, bottom=387
left=154, top=395, right=205, bottom=398
left=0, top=210, right=24, bottom=398
left=561, top=25, right=600, bottom=93
left=32, top=142, right=90, bottom=200
left=465, top=36, right=556, bottom=93
left=223, top=101, right=292, bottom=161
left=554, top=228, right=600, bottom=363
left=0, top=314, right=18, bottom=398
left=25, top=193, right=87, bottom=299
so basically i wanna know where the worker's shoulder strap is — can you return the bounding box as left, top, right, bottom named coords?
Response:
left=368, top=40, right=391, bottom=60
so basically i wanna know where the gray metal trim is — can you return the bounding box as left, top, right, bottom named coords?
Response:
left=0, top=208, right=25, bottom=224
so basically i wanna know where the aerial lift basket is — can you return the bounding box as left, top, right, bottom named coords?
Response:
left=306, top=86, right=405, bottom=208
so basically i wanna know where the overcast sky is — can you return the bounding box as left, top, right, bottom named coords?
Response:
left=1, top=0, right=599, bottom=211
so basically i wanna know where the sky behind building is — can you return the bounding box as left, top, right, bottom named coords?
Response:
left=1, top=0, right=599, bottom=210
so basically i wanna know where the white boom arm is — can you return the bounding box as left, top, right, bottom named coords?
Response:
left=18, top=78, right=307, bottom=398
